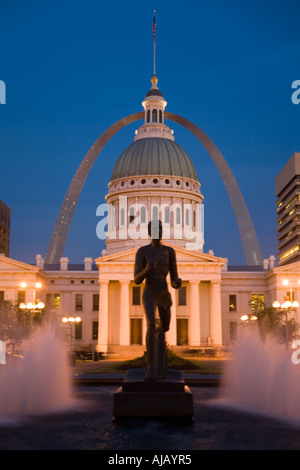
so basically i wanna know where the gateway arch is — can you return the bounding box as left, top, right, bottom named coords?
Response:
left=45, top=112, right=263, bottom=266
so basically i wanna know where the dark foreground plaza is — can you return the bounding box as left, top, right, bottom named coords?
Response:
left=1, top=385, right=300, bottom=450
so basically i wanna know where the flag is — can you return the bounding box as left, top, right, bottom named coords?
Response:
left=152, top=11, right=156, bottom=41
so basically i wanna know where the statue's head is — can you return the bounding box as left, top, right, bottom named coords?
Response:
left=148, top=219, right=162, bottom=241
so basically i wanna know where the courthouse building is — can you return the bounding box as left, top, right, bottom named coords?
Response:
left=1, top=76, right=300, bottom=355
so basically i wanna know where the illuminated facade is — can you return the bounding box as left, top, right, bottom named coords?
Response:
left=1, top=78, right=300, bottom=355
left=1, top=253, right=300, bottom=354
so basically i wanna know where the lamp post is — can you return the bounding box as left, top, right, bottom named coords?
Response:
left=19, top=282, right=45, bottom=311
left=272, top=278, right=300, bottom=351
left=272, top=299, right=299, bottom=351
left=62, top=316, right=81, bottom=366
left=241, top=314, right=258, bottom=322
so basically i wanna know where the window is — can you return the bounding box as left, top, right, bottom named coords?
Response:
left=176, top=207, right=181, bottom=224
left=130, top=319, right=142, bottom=345
left=152, top=109, right=157, bottom=122
left=0, top=291, right=4, bottom=303
left=159, top=110, right=163, bottom=123
left=46, top=293, right=52, bottom=307
left=147, top=109, right=151, bottom=123
left=75, top=294, right=83, bottom=311
left=153, top=206, right=159, bottom=220
left=165, top=207, right=170, bottom=223
left=18, top=291, right=25, bottom=305
left=120, top=208, right=125, bottom=226
left=178, top=286, right=187, bottom=306
left=141, top=206, right=146, bottom=224
left=92, top=321, right=98, bottom=340
left=53, top=294, right=60, bottom=309
left=251, top=294, right=265, bottom=311
left=75, top=321, right=82, bottom=340
left=177, top=319, right=188, bottom=345
left=229, top=294, right=237, bottom=311
left=129, top=206, right=135, bottom=223
left=185, top=208, right=190, bottom=226
left=93, top=294, right=99, bottom=311
left=132, top=286, right=141, bottom=305
left=229, top=322, right=237, bottom=341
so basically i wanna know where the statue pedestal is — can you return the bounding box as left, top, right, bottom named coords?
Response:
left=113, top=369, right=194, bottom=419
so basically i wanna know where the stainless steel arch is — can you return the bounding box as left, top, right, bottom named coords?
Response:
left=45, top=112, right=144, bottom=264
left=165, top=112, right=263, bottom=266
left=45, top=112, right=262, bottom=265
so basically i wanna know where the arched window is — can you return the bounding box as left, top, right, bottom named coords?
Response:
left=159, top=110, right=163, bottom=123
left=152, top=109, right=157, bottom=123
left=129, top=206, right=135, bottom=223
left=165, top=207, right=170, bottom=223
left=141, top=206, right=146, bottom=224
left=176, top=207, right=181, bottom=225
left=185, top=208, right=190, bottom=226
left=120, top=208, right=125, bottom=226
left=153, top=206, right=159, bottom=220
left=147, top=110, right=151, bottom=123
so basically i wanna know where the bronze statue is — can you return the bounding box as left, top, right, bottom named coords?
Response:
left=134, top=220, right=181, bottom=380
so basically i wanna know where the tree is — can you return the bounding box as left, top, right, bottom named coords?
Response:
left=245, top=297, right=298, bottom=345
left=0, top=300, right=45, bottom=353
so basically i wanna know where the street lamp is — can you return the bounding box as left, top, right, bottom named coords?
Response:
left=273, top=278, right=300, bottom=348
left=241, top=314, right=258, bottom=322
left=19, top=282, right=45, bottom=311
left=272, top=299, right=299, bottom=351
left=281, top=278, right=300, bottom=303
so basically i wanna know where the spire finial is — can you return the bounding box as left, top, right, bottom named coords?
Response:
left=152, top=10, right=156, bottom=75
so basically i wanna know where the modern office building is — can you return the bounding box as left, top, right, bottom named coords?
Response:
left=276, top=153, right=300, bottom=265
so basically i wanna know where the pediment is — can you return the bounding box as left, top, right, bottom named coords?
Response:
left=95, top=244, right=226, bottom=266
left=273, top=261, right=300, bottom=274
left=0, top=255, right=39, bottom=273
left=171, top=245, right=226, bottom=264
left=95, top=248, right=139, bottom=264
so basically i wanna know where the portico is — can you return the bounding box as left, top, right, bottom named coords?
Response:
left=95, top=245, right=226, bottom=354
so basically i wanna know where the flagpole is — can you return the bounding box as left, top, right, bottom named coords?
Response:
left=154, top=38, right=156, bottom=75
left=153, top=10, right=156, bottom=75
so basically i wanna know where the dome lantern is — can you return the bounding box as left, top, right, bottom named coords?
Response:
left=135, top=75, right=174, bottom=142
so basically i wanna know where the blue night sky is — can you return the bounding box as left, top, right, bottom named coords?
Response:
left=1, top=0, right=300, bottom=265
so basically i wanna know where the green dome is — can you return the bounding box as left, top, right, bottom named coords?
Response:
left=111, top=138, right=198, bottom=181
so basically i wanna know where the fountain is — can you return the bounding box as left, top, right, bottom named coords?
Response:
left=0, top=327, right=72, bottom=420
left=219, top=329, right=300, bottom=424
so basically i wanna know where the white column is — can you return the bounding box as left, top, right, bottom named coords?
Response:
left=167, top=283, right=177, bottom=346
left=210, top=281, right=222, bottom=346
left=97, top=280, right=109, bottom=354
left=190, top=281, right=201, bottom=346
left=119, top=280, right=130, bottom=346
